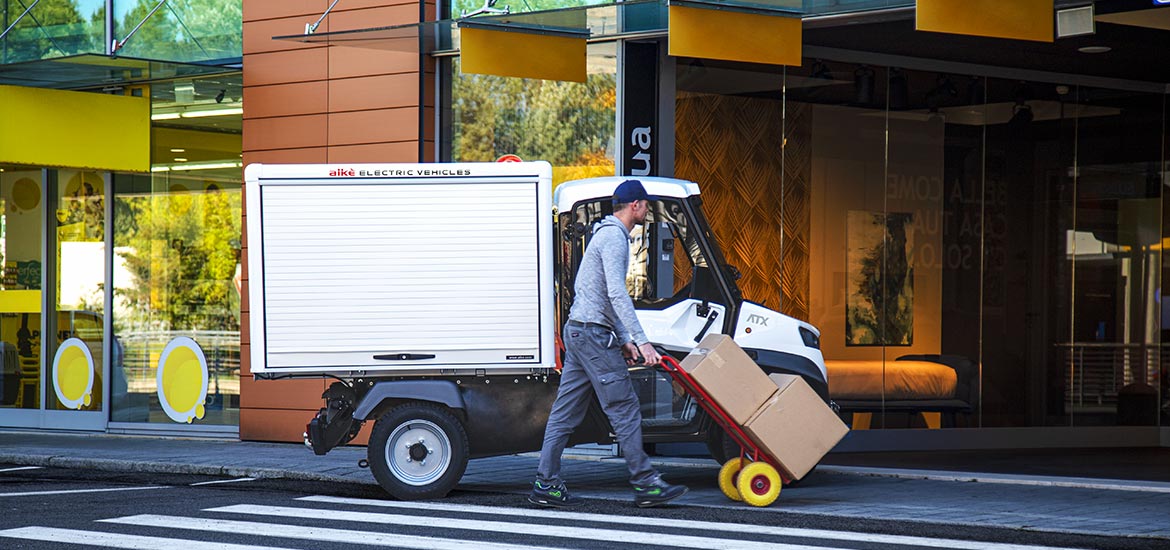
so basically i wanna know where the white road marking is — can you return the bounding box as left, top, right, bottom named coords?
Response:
left=101, top=514, right=571, bottom=550
left=0, top=486, right=168, bottom=497
left=190, top=477, right=257, bottom=486
left=0, top=466, right=43, bottom=473
left=205, top=503, right=854, bottom=550
left=298, top=495, right=1092, bottom=550
left=0, top=526, right=297, bottom=550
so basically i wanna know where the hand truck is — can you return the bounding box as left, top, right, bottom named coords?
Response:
left=659, top=355, right=789, bottom=506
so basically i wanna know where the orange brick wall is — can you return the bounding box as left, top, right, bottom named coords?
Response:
left=240, top=0, right=435, bottom=442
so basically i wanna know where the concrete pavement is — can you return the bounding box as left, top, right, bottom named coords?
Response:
left=1, top=430, right=1168, bottom=542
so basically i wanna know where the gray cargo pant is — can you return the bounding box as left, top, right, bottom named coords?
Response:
left=536, top=322, right=659, bottom=487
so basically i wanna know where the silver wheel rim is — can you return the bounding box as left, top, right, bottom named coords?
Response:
left=386, top=419, right=451, bottom=486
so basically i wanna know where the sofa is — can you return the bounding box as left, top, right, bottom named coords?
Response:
left=825, top=354, right=978, bottom=428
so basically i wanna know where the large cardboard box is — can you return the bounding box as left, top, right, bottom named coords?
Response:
left=744, top=374, right=849, bottom=480
left=679, top=334, right=777, bottom=425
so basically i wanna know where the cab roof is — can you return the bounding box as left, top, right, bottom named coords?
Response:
left=554, top=176, right=701, bottom=212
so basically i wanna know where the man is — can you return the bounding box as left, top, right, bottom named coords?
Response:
left=530, top=179, right=689, bottom=508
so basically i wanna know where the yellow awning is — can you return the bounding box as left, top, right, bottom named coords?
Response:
left=917, top=0, right=1053, bottom=43
left=459, top=25, right=587, bottom=82
left=0, top=85, right=150, bottom=173
left=668, top=4, right=802, bottom=66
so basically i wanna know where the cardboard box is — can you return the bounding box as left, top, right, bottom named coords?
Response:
left=679, top=334, right=777, bottom=425
left=744, top=374, right=849, bottom=480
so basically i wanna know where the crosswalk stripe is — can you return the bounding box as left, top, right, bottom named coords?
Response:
left=0, top=466, right=43, bottom=473
left=0, top=526, right=297, bottom=550
left=0, top=486, right=168, bottom=498
left=190, top=477, right=257, bottom=486
left=102, top=514, right=569, bottom=550
left=297, top=495, right=1088, bottom=550
left=204, top=504, right=846, bottom=550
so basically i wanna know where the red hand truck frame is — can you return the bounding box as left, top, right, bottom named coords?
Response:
left=658, top=355, right=789, bottom=505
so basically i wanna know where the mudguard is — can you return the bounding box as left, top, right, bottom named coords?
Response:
left=353, top=380, right=466, bottom=421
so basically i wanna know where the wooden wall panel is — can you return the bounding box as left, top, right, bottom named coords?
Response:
left=242, top=1, right=425, bottom=443
left=244, top=81, right=328, bottom=119
left=328, top=74, right=418, bottom=112
left=328, top=108, right=418, bottom=145
left=245, top=49, right=330, bottom=87
left=675, top=92, right=811, bottom=320
left=781, top=102, right=812, bottom=320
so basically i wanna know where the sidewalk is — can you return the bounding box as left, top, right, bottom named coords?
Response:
left=2, top=430, right=1168, bottom=541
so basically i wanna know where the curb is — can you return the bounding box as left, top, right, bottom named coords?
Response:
left=0, top=453, right=375, bottom=486
left=816, top=465, right=1170, bottom=494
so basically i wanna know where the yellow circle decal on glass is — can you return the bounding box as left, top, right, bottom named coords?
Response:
left=157, top=337, right=208, bottom=423
left=52, top=338, right=94, bottom=410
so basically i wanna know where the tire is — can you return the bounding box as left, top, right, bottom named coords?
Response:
left=704, top=425, right=740, bottom=465
left=736, top=461, right=781, bottom=507
left=717, top=458, right=744, bottom=502
left=708, top=425, right=813, bottom=488
left=368, top=402, right=469, bottom=500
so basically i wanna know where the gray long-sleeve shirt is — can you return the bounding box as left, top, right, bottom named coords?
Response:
left=568, top=215, right=649, bottom=346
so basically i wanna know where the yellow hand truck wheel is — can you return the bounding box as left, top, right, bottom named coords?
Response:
left=736, top=461, right=781, bottom=507
left=717, top=458, right=744, bottom=501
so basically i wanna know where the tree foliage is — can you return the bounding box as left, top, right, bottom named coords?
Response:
left=114, top=186, right=241, bottom=333
left=452, top=59, right=616, bottom=172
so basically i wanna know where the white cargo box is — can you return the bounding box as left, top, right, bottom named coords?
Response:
left=245, top=162, right=554, bottom=376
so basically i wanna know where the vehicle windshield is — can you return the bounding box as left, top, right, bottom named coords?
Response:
left=563, top=197, right=734, bottom=309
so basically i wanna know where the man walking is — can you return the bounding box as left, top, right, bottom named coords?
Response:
left=530, top=179, right=689, bottom=508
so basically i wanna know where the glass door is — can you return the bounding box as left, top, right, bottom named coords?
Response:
left=41, top=170, right=108, bottom=430
left=0, top=168, right=46, bottom=427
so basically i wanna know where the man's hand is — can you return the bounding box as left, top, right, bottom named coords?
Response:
left=621, top=342, right=639, bottom=366
left=638, top=342, right=662, bottom=366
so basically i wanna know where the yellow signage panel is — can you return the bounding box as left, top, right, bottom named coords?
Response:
left=0, top=290, right=42, bottom=314
left=460, top=27, right=587, bottom=83
left=0, top=85, right=150, bottom=172
left=669, top=5, right=801, bottom=66
left=917, top=0, right=1053, bottom=43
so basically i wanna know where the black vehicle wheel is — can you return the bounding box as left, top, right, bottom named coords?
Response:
left=368, top=402, right=469, bottom=500
left=705, top=425, right=740, bottom=465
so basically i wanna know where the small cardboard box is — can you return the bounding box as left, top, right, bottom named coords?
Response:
left=744, top=373, right=849, bottom=480
left=679, top=334, right=777, bottom=425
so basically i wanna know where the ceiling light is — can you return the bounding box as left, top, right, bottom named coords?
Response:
left=151, top=113, right=181, bottom=120
left=1078, top=46, right=1111, bottom=54
left=181, top=107, right=243, bottom=118
left=174, top=158, right=188, bottom=162
left=170, top=148, right=186, bottom=153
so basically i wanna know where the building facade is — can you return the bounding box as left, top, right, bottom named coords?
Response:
left=4, top=0, right=1168, bottom=452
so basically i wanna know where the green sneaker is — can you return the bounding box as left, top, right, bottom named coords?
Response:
left=528, top=480, right=583, bottom=507
left=633, top=478, right=688, bottom=508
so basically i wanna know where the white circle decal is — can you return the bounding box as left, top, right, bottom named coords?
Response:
left=156, top=337, right=209, bottom=423
left=52, top=338, right=95, bottom=410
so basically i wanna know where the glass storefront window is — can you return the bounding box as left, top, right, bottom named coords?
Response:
left=444, top=42, right=618, bottom=184
left=111, top=171, right=241, bottom=425
left=0, top=168, right=44, bottom=410
left=668, top=55, right=1168, bottom=431
left=0, top=0, right=106, bottom=63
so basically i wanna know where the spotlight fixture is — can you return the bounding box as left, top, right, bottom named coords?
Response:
left=966, top=76, right=985, bottom=105
left=215, top=89, right=226, bottom=103
left=810, top=59, right=833, bottom=80
left=854, top=65, right=875, bottom=105
left=1009, top=82, right=1033, bottom=127
left=926, top=74, right=958, bottom=112
left=888, top=68, right=909, bottom=111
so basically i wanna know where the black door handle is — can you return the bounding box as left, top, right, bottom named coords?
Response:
left=694, top=309, right=719, bottom=342
left=373, top=353, right=436, bottom=361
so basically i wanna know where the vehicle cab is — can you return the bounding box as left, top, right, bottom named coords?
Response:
left=554, top=176, right=829, bottom=459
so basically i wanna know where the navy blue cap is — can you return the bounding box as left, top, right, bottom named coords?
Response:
left=612, top=179, right=650, bottom=204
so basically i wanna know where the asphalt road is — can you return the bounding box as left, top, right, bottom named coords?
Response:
left=1, top=464, right=1165, bottom=550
